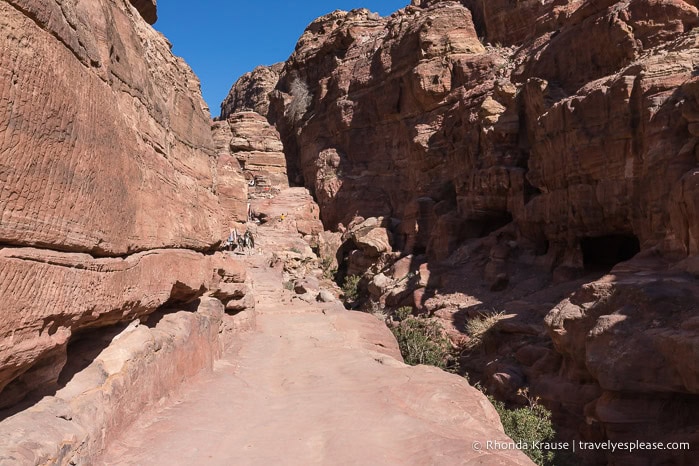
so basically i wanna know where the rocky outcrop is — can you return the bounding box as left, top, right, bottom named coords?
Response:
left=227, top=112, right=289, bottom=191
left=221, top=64, right=283, bottom=119
left=1, top=0, right=220, bottom=256
left=0, top=0, right=247, bottom=405
left=129, top=0, right=157, bottom=24
left=0, top=248, right=226, bottom=408
left=225, top=0, right=699, bottom=462
left=212, top=120, right=249, bottom=229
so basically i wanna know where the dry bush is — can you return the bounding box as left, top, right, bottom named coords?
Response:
left=286, top=77, right=312, bottom=123
left=464, top=311, right=506, bottom=349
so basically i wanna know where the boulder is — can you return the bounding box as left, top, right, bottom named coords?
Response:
left=317, top=289, right=336, bottom=303
left=368, top=273, right=392, bottom=299
left=294, top=276, right=320, bottom=295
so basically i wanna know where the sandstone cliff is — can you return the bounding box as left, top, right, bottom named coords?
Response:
left=0, top=0, right=245, bottom=407
left=224, top=1, right=699, bottom=463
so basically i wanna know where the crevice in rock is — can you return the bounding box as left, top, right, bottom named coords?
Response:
left=0, top=322, right=128, bottom=421
left=0, top=243, right=223, bottom=263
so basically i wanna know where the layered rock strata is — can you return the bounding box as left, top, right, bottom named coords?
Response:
left=225, top=1, right=699, bottom=463
left=0, top=0, right=245, bottom=405
left=226, top=112, right=289, bottom=192
left=0, top=291, right=255, bottom=465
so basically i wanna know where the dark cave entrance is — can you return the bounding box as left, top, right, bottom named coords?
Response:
left=478, top=212, right=513, bottom=238
left=581, top=234, right=640, bottom=271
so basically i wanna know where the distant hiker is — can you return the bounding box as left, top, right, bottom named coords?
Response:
left=247, top=202, right=252, bottom=221
left=226, top=229, right=234, bottom=251
left=279, top=213, right=286, bottom=222
left=246, top=230, right=255, bottom=249
left=234, top=228, right=244, bottom=251
left=248, top=178, right=256, bottom=187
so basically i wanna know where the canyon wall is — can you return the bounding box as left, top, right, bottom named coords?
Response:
left=0, top=0, right=246, bottom=407
left=224, top=0, right=699, bottom=463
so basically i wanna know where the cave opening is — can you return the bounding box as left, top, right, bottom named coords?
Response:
left=478, top=212, right=513, bottom=238
left=581, top=234, right=640, bottom=271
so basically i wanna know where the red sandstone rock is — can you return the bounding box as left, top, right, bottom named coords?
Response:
left=0, top=295, right=254, bottom=464
left=226, top=112, right=289, bottom=190
left=0, top=0, right=248, bottom=405
left=0, top=249, right=245, bottom=407
left=212, top=120, right=249, bottom=232
left=221, top=64, right=283, bottom=119
left=129, top=0, right=157, bottom=24
left=0, top=0, right=221, bottom=256
left=224, top=1, right=699, bottom=462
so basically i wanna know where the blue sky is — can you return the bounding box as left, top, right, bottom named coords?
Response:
left=155, top=1, right=408, bottom=116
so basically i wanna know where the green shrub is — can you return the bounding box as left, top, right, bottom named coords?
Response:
left=488, top=390, right=556, bottom=466
left=391, top=315, right=452, bottom=369
left=320, top=256, right=336, bottom=280
left=341, top=274, right=361, bottom=303
left=394, top=306, right=413, bottom=321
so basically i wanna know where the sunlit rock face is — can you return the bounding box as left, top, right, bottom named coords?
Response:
left=0, top=0, right=247, bottom=404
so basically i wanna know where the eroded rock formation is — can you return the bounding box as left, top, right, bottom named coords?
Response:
left=225, top=0, right=699, bottom=463
left=221, top=63, right=283, bottom=119
left=0, top=0, right=246, bottom=406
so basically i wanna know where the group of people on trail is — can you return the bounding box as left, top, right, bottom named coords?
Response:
left=223, top=228, right=255, bottom=254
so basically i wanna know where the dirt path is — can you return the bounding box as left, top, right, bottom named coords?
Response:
left=96, top=252, right=531, bottom=466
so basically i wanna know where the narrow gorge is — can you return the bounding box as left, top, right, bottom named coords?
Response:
left=0, top=0, right=698, bottom=465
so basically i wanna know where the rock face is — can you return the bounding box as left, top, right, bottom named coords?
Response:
left=227, top=112, right=289, bottom=191
left=225, top=0, right=699, bottom=462
left=129, top=0, right=157, bottom=24
left=228, top=1, right=699, bottom=261
left=0, top=248, right=226, bottom=408
left=221, top=63, right=283, bottom=119
left=212, top=120, right=249, bottom=230
left=0, top=0, right=247, bottom=405
left=1, top=0, right=221, bottom=256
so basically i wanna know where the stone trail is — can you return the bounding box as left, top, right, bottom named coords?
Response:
left=96, top=253, right=532, bottom=465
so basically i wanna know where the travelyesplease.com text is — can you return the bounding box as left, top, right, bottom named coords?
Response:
left=473, top=439, right=690, bottom=453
